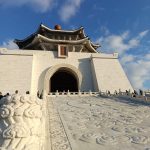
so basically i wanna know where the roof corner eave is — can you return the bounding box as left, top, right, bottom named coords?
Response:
left=38, top=24, right=87, bottom=35
left=37, top=34, right=89, bottom=44
left=86, top=40, right=98, bottom=53
left=91, top=42, right=101, bottom=49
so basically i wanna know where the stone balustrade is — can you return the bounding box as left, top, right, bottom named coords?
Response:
left=0, top=94, right=46, bottom=150
left=47, top=90, right=150, bottom=104
left=112, top=91, right=150, bottom=104
left=48, top=90, right=100, bottom=96
left=0, top=90, right=149, bottom=150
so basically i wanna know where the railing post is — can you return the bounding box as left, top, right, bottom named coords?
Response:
left=119, top=89, right=121, bottom=95
left=62, top=91, right=65, bottom=95
left=89, top=90, right=92, bottom=96
left=99, top=90, right=101, bottom=96
left=78, top=90, right=81, bottom=96
left=145, top=96, right=147, bottom=102
left=67, top=90, right=70, bottom=96
left=56, top=90, right=59, bottom=96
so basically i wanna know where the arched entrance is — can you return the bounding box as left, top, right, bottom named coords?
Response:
left=44, top=64, right=82, bottom=94
left=50, top=69, right=78, bottom=92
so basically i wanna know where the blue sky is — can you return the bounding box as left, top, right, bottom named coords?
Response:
left=0, top=0, right=150, bottom=90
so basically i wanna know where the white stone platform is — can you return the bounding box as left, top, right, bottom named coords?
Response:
left=46, top=96, right=150, bottom=150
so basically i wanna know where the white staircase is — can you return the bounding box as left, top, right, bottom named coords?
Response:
left=46, top=96, right=150, bottom=150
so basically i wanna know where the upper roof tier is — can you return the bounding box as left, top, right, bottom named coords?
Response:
left=14, top=24, right=100, bottom=53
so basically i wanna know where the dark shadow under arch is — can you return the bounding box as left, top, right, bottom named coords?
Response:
left=44, top=64, right=82, bottom=94
left=50, top=69, right=78, bottom=92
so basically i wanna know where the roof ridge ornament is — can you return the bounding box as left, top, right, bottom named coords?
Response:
left=54, top=24, right=62, bottom=30
left=14, top=24, right=100, bottom=52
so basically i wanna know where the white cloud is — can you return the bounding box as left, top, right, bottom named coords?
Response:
left=0, top=40, right=18, bottom=50
left=59, top=0, right=84, bottom=22
left=121, top=31, right=130, bottom=39
left=100, top=26, right=110, bottom=36
left=96, top=34, right=131, bottom=54
left=96, top=30, right=149, bottom=55
left=128, top=39, right=139, bottom=47
left=120, top=54, right=135, bottom=64
left=96, top=29, right=150, bottom=90
left=121, top=54, right=150, bottom=90
left=138, top=30, right=149, bottom=38
left=0, top=0, right=55, bottom=12
left=145, top=54, right=150, bottom=60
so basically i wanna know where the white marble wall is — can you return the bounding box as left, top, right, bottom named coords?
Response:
left=0, top=49, right=133, bottom=95
left=30, top=51, right=94, bottom=95
left=91, top=54, right=133, bottom=93
left=0, top=53, right=33, bottom=94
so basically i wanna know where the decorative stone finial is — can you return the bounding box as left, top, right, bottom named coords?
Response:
left=54, top=24, right=62, bottom=30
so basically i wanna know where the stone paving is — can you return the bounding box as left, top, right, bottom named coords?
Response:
left=47, top=96, right=150, bottom=150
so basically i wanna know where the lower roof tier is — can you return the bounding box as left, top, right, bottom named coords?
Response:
left=14, top=24, right=100, bottom=53
left=15, top=34, right=98, bottom=53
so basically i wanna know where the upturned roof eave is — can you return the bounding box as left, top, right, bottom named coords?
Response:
left=40, top=24, right=86, bottom=36
left=14, top=32, right=37, bottom=47
left=23, top=34, right=98, bottom=53
left=86, top=41, right=98, bottom=53
left=37, top=34, right=98, bottom=53
left=14, top=24, right=99, bottom=52
left=36, top=34, right=89, bottom=44
left=91, top=42, right=101, bottom=49
left=14, top=24, right=86, bottom=47
left=22, top=34, right=89, bottom=49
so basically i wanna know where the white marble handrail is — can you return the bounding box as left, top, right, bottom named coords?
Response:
left=48, top=90, right=99, bottom=96
left=47, top=90, right=150, bottom=104
left=0, top=94, right=46, bottom=150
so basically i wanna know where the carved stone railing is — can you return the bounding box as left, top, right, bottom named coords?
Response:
left=48, top=90, right=99, bottom=97
left=0, top=90, right=149, bottom=150
left=106, top=91, right=150, bottom=104
left=0, top=94, right=46, bottom=150
left=145, top=90, right=150, bottom=98
left=47, top=90, right=150, bottom=104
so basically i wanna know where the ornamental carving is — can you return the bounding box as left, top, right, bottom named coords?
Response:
left=0, top=94, right=45, bottom=150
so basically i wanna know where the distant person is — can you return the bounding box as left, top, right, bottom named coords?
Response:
left=4, top=93, right=10, bottom=97
left=132, top=93, right=136, bottom=97
left=139, top=89, right=143, bottom=96
left=0, top=92, right=3, bottom=100
left=37, top=91, right=40, bottom=98
left=126, top=90, right=129, bottom=95
left=114, top=90, right=118, bottom=95
left=132, top=90, right=138, bottom=97
left=11, top=90, right=18, bottom=97
left=15, top=90, right=18, bottom=94
left=40, top=90, right=43, bottom=99
left=26, top=91, right=30, bottom=94
left=108, top=90, right=111, bottom=95
left=134, top=90, right=138, bottom=95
